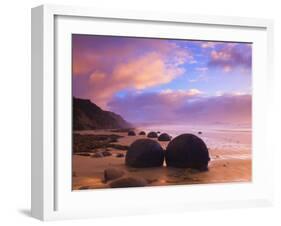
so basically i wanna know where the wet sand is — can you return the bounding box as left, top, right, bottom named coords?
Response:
left=72, top=130, right=252, bottom=190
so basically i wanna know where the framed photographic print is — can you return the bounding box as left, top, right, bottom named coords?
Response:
left=31, top=4, right=274, bottom=221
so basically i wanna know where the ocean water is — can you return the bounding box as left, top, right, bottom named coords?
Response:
left=140, top=123, right=252, bottom=159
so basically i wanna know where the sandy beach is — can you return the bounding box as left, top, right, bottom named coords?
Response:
left=72, top=128, right=252, bottom=190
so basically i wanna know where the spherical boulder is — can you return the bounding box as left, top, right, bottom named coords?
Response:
left=158, top=133, right=171, bottom=141
left=165, top=134, right=210, bottom=171
left=125, top=139, right=164, bottom=167
left=147, top=131, right=158, bottom=138
left=139, top=131, right=146, bottom=135
left=109, top=176, right=147, bottom=188
left=128, top=130, right=136, bottom=136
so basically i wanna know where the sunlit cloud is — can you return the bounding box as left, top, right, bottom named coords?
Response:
left=208, top=43, right=252, bottom=73
left=88, top=52, right=185, bottom=108
left=72, top=35, right=192, bottom=108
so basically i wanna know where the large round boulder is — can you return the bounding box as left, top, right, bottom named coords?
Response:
left=139, top=131, right=146, bottom=135
left=128, top=130, right=136, bottom=136
left=125, top=139, right=164, bottom=167
left=147, top=131, right=158, bottom=138
left=158, top=133, right=171, bottom=141
left=165, top=134, right=210, bottom=171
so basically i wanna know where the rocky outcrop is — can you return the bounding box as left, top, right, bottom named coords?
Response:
left=73, top=97, right=132, bottom=130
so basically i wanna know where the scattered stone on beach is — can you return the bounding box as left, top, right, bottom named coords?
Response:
left=73, top=133, right=123, bottom=153
left=128, top=130, right=136, bottom=136
left=116, top=153, right=125, bottom=158
left=158, top=133, right=171, bottom=141
left=102, top=150, right=112, bottom=157
left=109, top=176, right=148, bottom=188
left=157, top=131, right=161, bottom=134
left=198, top=131, right=202, bottom=135
left=139, top=131, right=146, bottom=135
left=104, top=167, right=125, bottom=182
left=91, top=152, right=104, bottom=158
left=126, top=139, right=164, bottom=167
left=107, top=143, right=129, bottom=150
left=147, top=131, right=158, bottom=138
left=165, top=134, right=210, bottom=171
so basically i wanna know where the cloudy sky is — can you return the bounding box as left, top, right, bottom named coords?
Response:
left=72, top=34, right=252, bottom=125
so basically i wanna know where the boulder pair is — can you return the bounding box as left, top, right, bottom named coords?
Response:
left=125, top=134, right=210, bottom=171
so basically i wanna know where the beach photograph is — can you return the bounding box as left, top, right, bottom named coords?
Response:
left=72, top=34, right=252, bottom=190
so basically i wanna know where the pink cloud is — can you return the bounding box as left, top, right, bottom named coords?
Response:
left=72, top=35, right=192, bottom=108
left=88, top=52, right=185, bottom=108
left=208, top=43, right=252, bottom=72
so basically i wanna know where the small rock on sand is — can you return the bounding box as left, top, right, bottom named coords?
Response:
left=109, top=176, right=148, bottom=188
left=91, top=152, right=104, bottom=158
left=116, top=153, right=125, bottom=158
left=128, top=130, right=136, bottom=136
left=102, top=150, right=112, bottom=157
left=158, top=133, right=171, bottom=141
left=198, top=131, right=202, bottom=135
left=147, top=131, right=158, bottom=138
left=104, top=168, right=125, bottom=182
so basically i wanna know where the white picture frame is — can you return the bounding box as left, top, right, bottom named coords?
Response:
left=31, top=4, right=274, bottom=221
